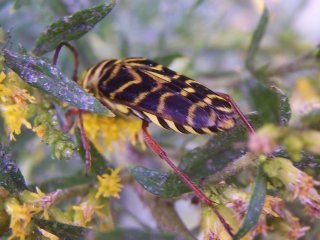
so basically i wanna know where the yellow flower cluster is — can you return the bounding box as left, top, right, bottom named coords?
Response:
left=0, top=71, right=75, bottom=160
left=72, top=194, right=114, bottom=231
left=3, top=187, right=64, bottom=240
left=6, top=199, right=39, bottom=239
left=95, top=167, right=123, bottom=199
left=264, top=157, right=320, bottom=219
left=21, top=187, right=54, bottom=220
left=2, top=168, right=122, bottom=238
left=202, top=185, right=310, bottom=240
left=73, top=198, right=104, bottom=226
left=82, top=112, right=144, bottom=153
left=72, top=168, right=122, bottom=230
left=5, top=199, right=35, bottom=240
left=0, top=71, right=35, bottom=140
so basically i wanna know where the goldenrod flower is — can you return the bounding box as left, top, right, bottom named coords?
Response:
left=82, top=113, right=144, bottom=153
left=224, top=188, right=282, bottom=220
left=72, top=190, right=114, bottom=231
left=286, top=217, right=310, bottom=239
left=223, top=187, right=249, bottom=222
left=73, top=199, right=103, bottom=226
left=5, top=198, right=38, bottom=240
left=21, top=187, right=58, bottom=220
left=2, top=105, right=32, bottom=140
left=202, top=205, right=236, bottom=240
left=0, top=71, right=35, bottom=140
left=95, top=167, right=123, bottom=199
left=262, top=195, right=282, bottom=217
left=33, top=124, right=46, bottom=138
left=216, top=186, right=309, bottom=239
left=93, top=203, right=114, bottom=232
left=264, top=157, right=320, bottom=218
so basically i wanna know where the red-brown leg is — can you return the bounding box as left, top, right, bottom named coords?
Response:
left=216, top=92, right=256, bottom=135
left=141, top=121, right=234, bottom=237
left=62, top=108, right=80, bottom=132
left=53, top=41, right=79, bottom=83
left=53, top=42, right=91, bottom=174
left=59, top=107, right=91, bottom=174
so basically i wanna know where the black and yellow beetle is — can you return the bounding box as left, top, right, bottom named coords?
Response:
left=81, top=57, right=240, bottom=134
left=53, top=42, right=255, bottom=237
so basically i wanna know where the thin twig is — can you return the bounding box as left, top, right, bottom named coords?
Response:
left=204, top=152, right=258, bottom=185
left=43, top=168, right=136, bottom=205
left=266, top=50, right=319, bottom=77
left=196, top=48, right=319, bottom=89
left=44, top=183, right=93, bottom=205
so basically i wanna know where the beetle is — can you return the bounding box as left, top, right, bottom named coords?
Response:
left=53, top=42, right=255, bottom=237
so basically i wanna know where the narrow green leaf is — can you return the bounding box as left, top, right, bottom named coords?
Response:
left=273, top=86, right=291, bottom=125
left=129, top=166, right=172, bottom=196
left=0, top=145, right=27, bottom=193
left=94, top=228, right=178, bottom=240
left=246, top=7, right=269, bottom=72
left=36, top=175, right=91, bottom=193
left=3, top=49, right=113, bottom=115
left=131, top=115, right=262, bottom=197
left=248, top=79, right=291, bottom=124
left=234, top=168, right=266, bottom=239
left=32, top=0, right=116, bottom=56
left=33, top=218, right=92, bottom=240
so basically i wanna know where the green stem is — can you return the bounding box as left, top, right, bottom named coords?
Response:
left=47, top=183, right=93, bottom=204
left=266, top=50, right=319, bottom=77
left=204, top=152, right=258, bottom=185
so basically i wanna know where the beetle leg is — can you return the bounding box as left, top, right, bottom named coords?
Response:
left=53, top=41, right=79, bottom=83
left=216, top=92, right=255, bottom=135
left=61, top=107, right=91, bottom=174
left=141, top=121, right=234, bottom=237
left=62, top=108, right=80, bottom=132
left=53, top=42, right=91, bottom=174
